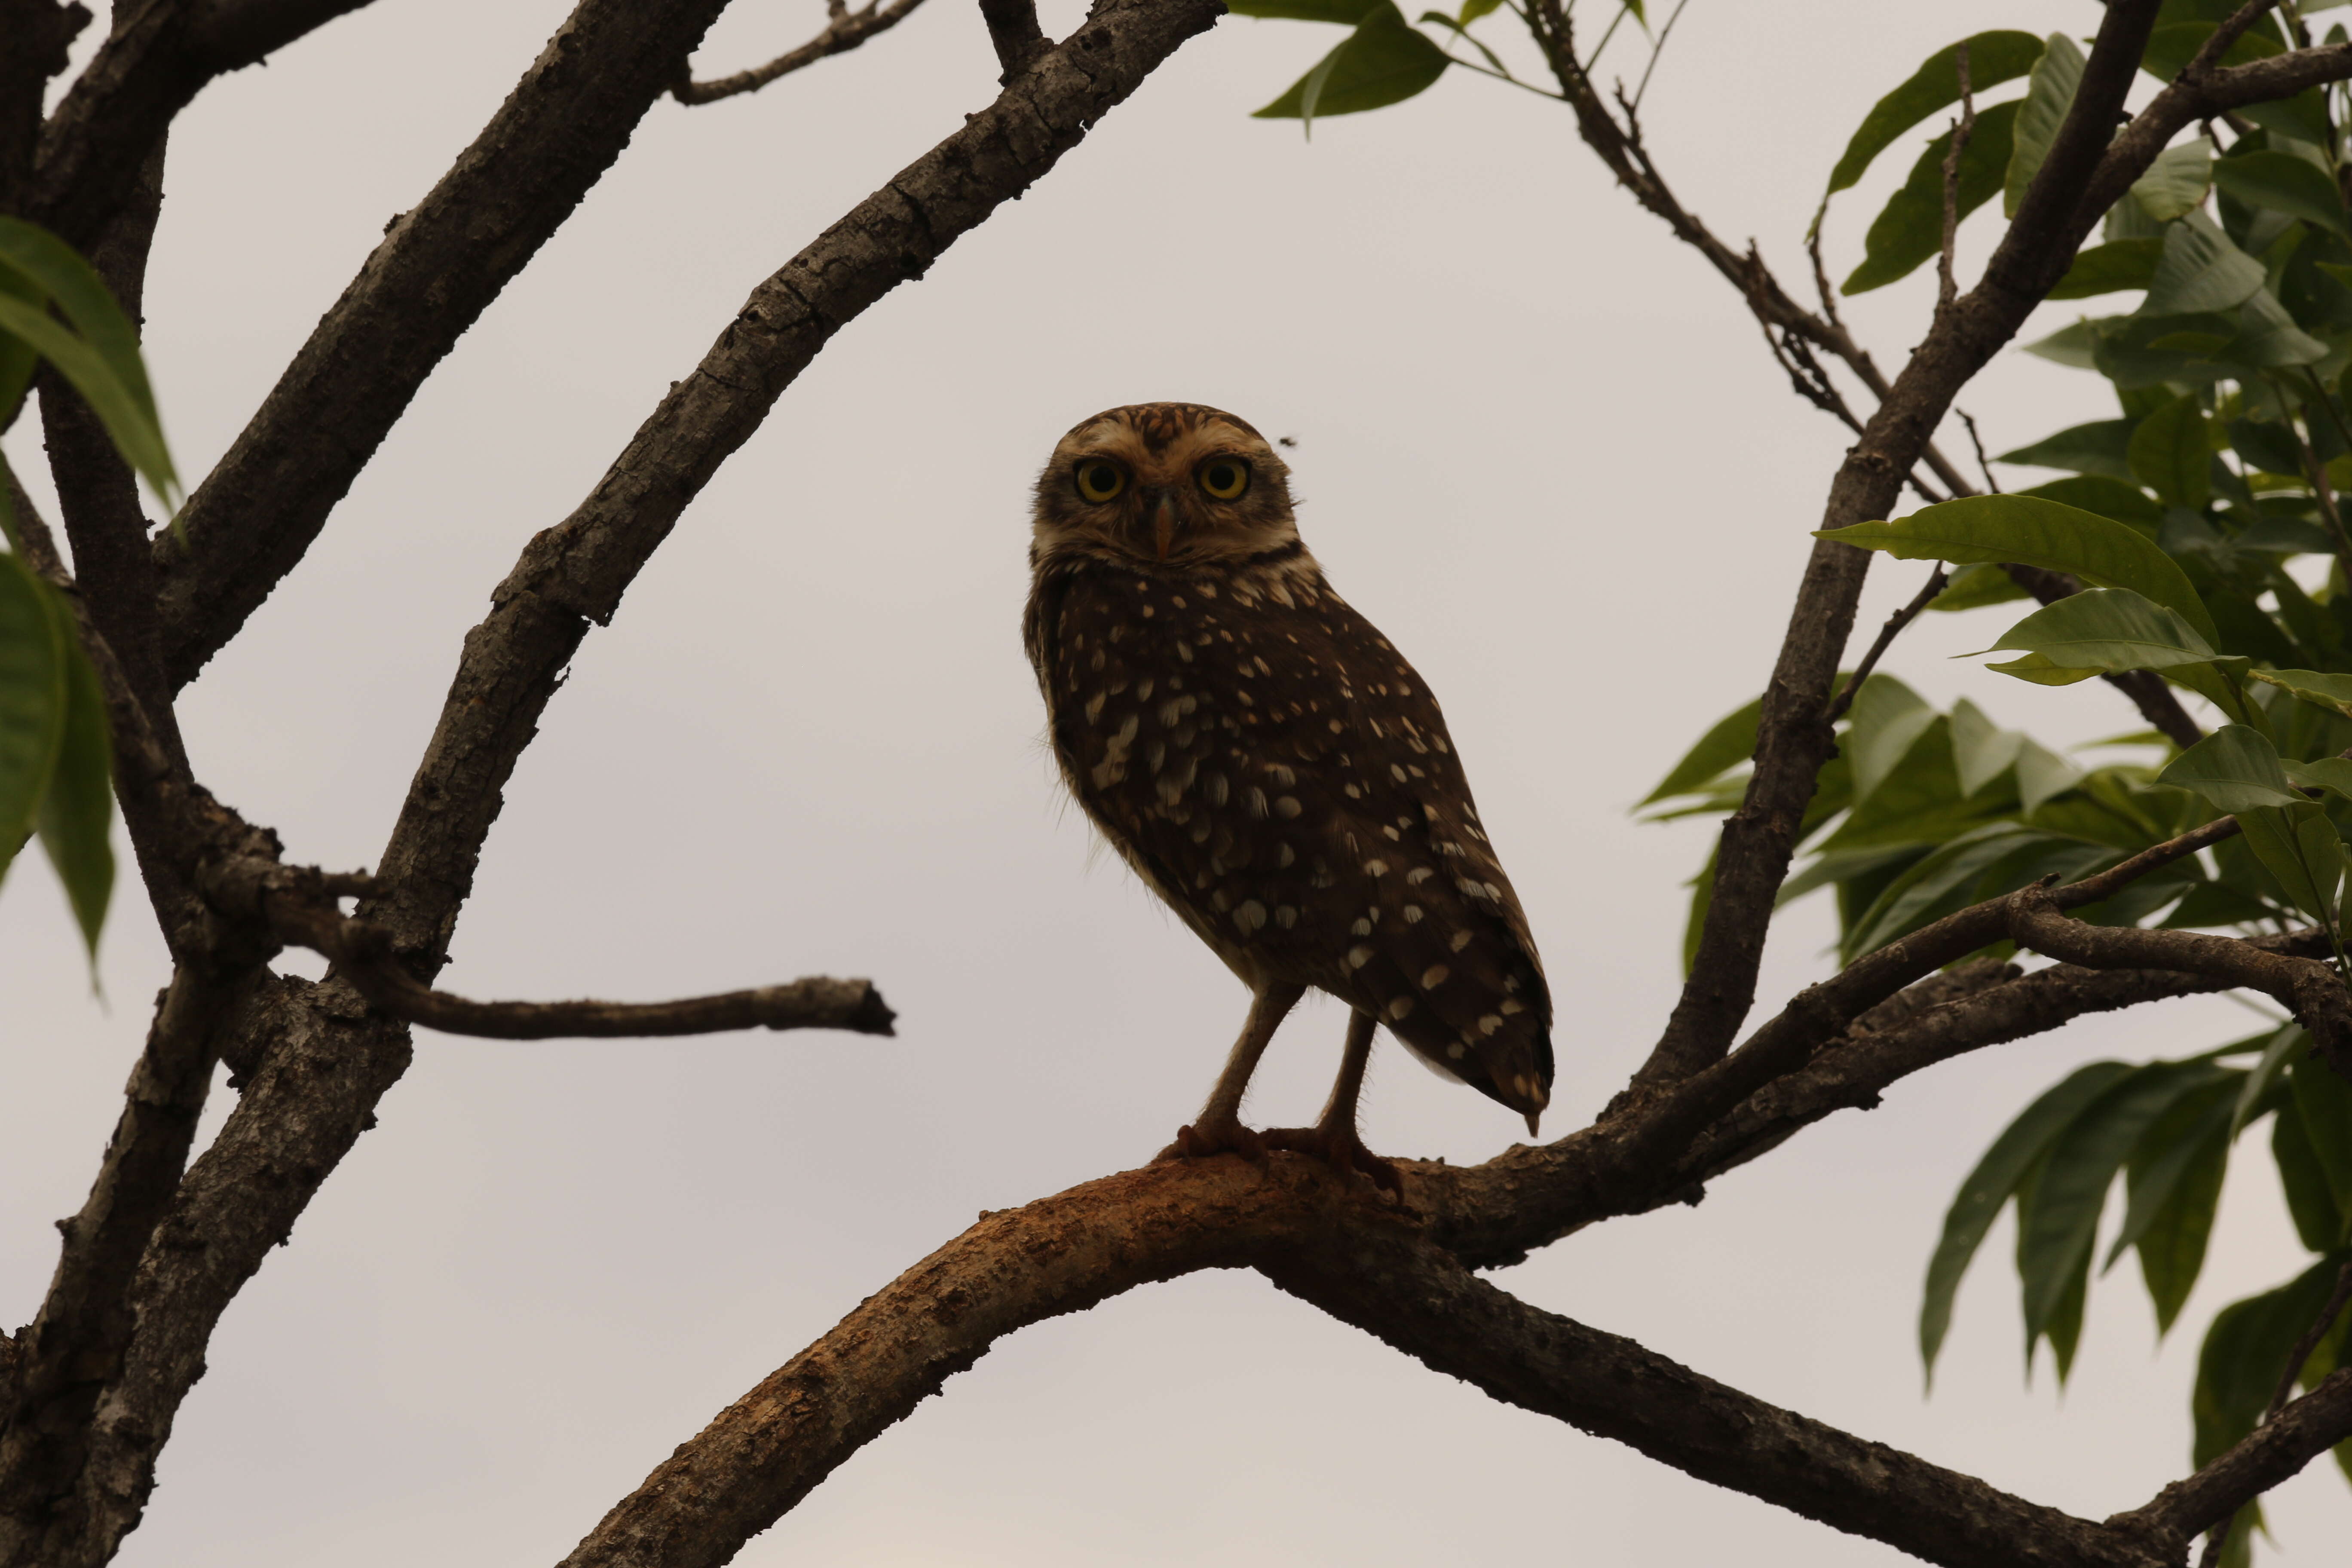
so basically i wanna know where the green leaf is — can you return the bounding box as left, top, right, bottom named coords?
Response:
left=2213, top=149, right=2352, bottom=237
left=1638, top=694, right=1759, bottom=808
left=2194, top=1256, right=2349, bottom=1469
left=2222, top=286, right=2329, bottom=370
left=2158, top=724, right=2298, bottom=814
left=2273, top=1099, right=2346, bottom=1250
left=1253, top=2, right=1450, bottom=124
left=32, top=583, right=110, bottom=963
left=1948, top=697, right=2024, bottom=794
left=2018, top=1064, right=2229, bottom=1369
left=2020, top=474, right=2164, bottom=533
left=1921, top=1060, right=2136, bottom=1382
left=2230, top=1023, right=2307, bottom=1140
left=2253, top=668, right=2352, bottom=721
left=2015, top=736, right=2084, bottom=814
left=1827, top=495, right=2217, bottom=643
left=0, top=220, right=176, bottom=512
left=1928, top=561, right=2031, bottom=612
left=2025, top=319, right=2104, bottom=368
left=1455, top=0, right=1500, bottom=21
left=2113, top=1077, right=2238, bottom=1332
left=1977, top=587, right=2223, bottom=687
left=1845, top=674, right=1935, bottom=803
left=2236, top=802, right=2344, bottom=928
left=1823, top=31, right=2047, bottom=197
left=2290, top=1054, right=2352, bottom=1217
left=0, top=552, right=67, bottom=884
left=1996, top=418, right=2137, bottom=479
left=0, top=294, right=176, bottom=517
left=2049, top=238, right=2167, bottom=301
left=2126, top=392, right=2211, bottom=508
left=2003, top=33, right=2084, bottom=219
left=1842, top=101, right=2021, bottom=296
left=1844, top=825, right=2109, bottom=962
left=2131, top=137, right=2216, bottom=223
left=2290, top=756, right=2352, bottom=801
left=2141, top=211, right=2267, bottom=318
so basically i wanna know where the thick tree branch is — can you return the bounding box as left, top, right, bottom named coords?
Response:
left=151, top=0, right=734, bottom=690
left=1265, top=1222, right=2177, bottom=1568
left=2007, top=886, right=2352, bottom=1077
left=16, top=6, right=1223, bottom=1564
left=979, top=0, right=1050, bottom=82
left=1638, top=0, right=2168, bottom=1089
left=1420, top=818, right=2251, bottom=1266
left=673, top=0, right=930, bottom=105
left=27, top=0, right=377, bottom=248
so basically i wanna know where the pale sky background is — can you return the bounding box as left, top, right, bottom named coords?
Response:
left=6, top=2, right=2349, bottom=1564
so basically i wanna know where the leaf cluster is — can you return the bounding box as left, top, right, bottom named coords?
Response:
left=0, top=220, right=173, bottom=963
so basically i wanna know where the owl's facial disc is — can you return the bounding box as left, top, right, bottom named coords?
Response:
left=1031, top=403, right=1299, bottom=569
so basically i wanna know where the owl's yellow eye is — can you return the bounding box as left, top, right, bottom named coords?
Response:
left=1198, top=458, right=1250, bottom=501
left=1075, top=461, right=1124, bottom=503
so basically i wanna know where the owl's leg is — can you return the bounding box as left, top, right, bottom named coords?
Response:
left=1264, top=1009, right=1403, bottom=1195
left=1167, top=980, right=1304, bottom=1162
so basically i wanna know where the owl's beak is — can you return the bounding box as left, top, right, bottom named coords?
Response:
left=1148, top=489, right=1178, bottom=559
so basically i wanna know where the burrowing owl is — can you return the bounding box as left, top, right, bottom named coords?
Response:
left=1024, top=403, right=1553, bottom=1186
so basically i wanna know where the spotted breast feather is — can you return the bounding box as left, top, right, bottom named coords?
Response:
left=1026, top=548, right=1553, bottom=1113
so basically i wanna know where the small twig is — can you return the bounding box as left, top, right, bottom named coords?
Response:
left=1937, top=42, right=1975, bottom=312
left=674, top=0, right=931, bottom=104
left=1959, top=410, right=2002, bottom=493
left=1629, top=0, right=1691, bottom=111
left=1805, top=222, right=1849, bottom=338
left=1825, top=564, right=1951, bottom=724
left=245, top=886, right=898, bottom=1038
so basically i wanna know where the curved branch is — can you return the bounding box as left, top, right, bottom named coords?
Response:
left=49, top=5, right=1226, bottom=1562
left=1638, top=0, right=2168, bottom=1088
left=673, top=0, right=929, bottom=105
left=29, top=0, right=380, bottom=249
left=152, top=0, right=736, bottom=689
left=2007, top=886, right=2352, bottom=1076
left=2116, top=1368, right=2352, bottom=1542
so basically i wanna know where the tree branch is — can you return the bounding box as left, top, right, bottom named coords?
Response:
left=2117, top=1367, right=2352, bottom=1543
left=1637, top=0, right=2168, bottom=1090
left=978, top=0, right=1049, bottom=83
left=2006, top=886, right=2352, bottom=1078
left=17, top=4, right=1224, bottom=1561
left=673, top=0, right=930, bottom=104
left=151, top=0, right=735, bottom=690
left=27, top=0, right=378, bottom=250
left=1265, top=1222, right=2177, bottom=1568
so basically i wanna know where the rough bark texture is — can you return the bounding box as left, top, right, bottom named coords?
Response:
left=18, top=4, right=2352, bottom=1567
left=1638, top=0, right=2168, bottom=1087
left=152, top=0, right=736, bottom=688
left=29, top=0, right=378, bottom=250
left=0, top=0, right=1225, bottom=1561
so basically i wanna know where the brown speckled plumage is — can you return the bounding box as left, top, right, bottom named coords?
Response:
left=1024, top=403, right=1552, bottom=1168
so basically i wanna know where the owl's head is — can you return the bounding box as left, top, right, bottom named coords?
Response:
left=1031, top=403, right=1300, bottom=570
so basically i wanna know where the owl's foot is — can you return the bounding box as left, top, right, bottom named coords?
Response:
left=1261, top=1124, right=1404, bottom=1197
left=1160, top=1118, right=1267, bottom=1164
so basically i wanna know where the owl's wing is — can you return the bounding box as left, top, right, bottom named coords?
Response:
left=1280, top=586, right=1552, bottom=1099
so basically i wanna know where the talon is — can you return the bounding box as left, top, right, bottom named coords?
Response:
left=1163, top=1121, right=1266, bottom=1164
left=1262, top=1125, right=1402, bottom=1197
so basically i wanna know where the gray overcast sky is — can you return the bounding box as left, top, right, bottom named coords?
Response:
left=6, top=2, right=2349, bottom=1563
